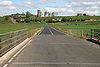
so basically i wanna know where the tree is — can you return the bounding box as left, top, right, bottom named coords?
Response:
left=83, top=13, right=87, bottom=16
left=48, top=12, right=51, bottom=16
left=77, top=13, right=80, bottom=16
left=51, top=12, right=55, bottom=16
left=44, top=11, right=48, bottom=16
left=5, top=16, right=9, bottom=20
left=26, top=11, right=32, bottom=18
left=16, top=18, right=20, bottom=23
left=25, top=18, right=30, bottom=23
left=61, top=17, right=66, bottom=22
left=40, top=12, right=42, bottom=17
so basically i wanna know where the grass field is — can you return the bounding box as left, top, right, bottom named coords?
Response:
left=0, top=23, right=45, bottom=34
left=0, top=23, right=45, bottom=50
left=0, top=22, right=99, bottom=38
left=0, top=16, right=100, bottom=38
left=48, top=22, right=100, bottom=38
left=0, top=16, right=45, bottom=34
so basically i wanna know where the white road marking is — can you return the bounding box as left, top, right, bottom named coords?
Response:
left=13, top=62, right=69, bottom=65
left=3, top=39, right=32, bottom=67
left=3, top=64, right=8, bottom=67
left=48, top=28, right=53, bottom=35
left=13, top=62, right=100, bottom=65
left=38, top=27, right=44, bottom=35
left=8, top=58, right=14, bottom=63
left=70, top=62, right=100, bottom=65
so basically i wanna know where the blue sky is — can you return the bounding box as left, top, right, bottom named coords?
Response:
left=0, top=0, right=100, bottom=16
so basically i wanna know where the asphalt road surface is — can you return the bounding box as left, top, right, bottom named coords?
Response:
left=8, top=27, right=100, bottom=67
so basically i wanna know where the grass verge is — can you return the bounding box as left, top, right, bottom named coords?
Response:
left=48, top=22, right=100, bottom=38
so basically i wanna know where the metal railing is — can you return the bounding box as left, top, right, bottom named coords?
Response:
left=0, top=29, right=28, bottom=57
left=64, top=28, right=100, bottom=40
left=60, top=28, right=91, bottom=38
left=91, top=29, right=100, bottom=42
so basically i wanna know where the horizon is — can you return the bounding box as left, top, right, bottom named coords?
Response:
left=0, top=0, right=100, bottom=16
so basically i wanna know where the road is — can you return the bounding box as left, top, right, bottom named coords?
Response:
left=8, top=27, right=100, bottom=67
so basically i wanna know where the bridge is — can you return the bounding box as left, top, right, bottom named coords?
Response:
left=1, top=27, right=100, bottom=67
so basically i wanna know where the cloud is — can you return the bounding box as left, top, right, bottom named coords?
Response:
left=40, top=0, right=56, bottom=4
left=14, top=0, right=36, bottom=9
left=0, top=0, right=16, bottom=15
left=45, top=0, right=100, bottom=16
left=0, top=0, right=16, bottom=9
left=0, top=0, right=36, bottom=15
left=0, top=0, right=13, bottom=5
left=21, top=1, right=34, bottom=8
left=0, top=0, right=100, bottom=16
left=65, top=0, right=100, bottom=15
left=40, top=0, right=47, bottom=3
left=44, top=7, right=76, bottom=16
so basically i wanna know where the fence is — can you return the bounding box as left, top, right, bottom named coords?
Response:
left=0, top=29, right=28, bottom=57
left=91, top=29, right=100, bottom=42
left=61, top=28, right=100, bottom=43
left=62, top=28, right=91, bottom=38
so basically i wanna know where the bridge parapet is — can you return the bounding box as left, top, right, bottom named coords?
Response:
left=91, top=29, right=100, bottom=42
left=0, top=29, right=28, bottom=57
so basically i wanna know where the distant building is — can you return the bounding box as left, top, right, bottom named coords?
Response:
left=12, top=13, right=26, bottom=19
left=11, top=13, right=26, bottom=23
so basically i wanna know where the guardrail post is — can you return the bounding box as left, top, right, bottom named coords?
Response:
left=80, top=30, right=83, bottom=38
left=90, top=29, right=93, bottom=39
left=0, top=38, right=1, bottom=49
left=9, top=32, right=13, bottom=47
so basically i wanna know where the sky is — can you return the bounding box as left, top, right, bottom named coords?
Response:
left=0, top=0, right=100, bottom=16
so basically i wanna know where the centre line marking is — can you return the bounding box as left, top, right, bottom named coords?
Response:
left=48, top=28, right=53, bottom=35
left=13, top=62, right=100, bottom=65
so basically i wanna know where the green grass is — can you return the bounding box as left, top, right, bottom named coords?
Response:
left=0, top=16, right=12, bottom=24
left=0, top=23, right=45, bottom=48
left=0, top=22, right=45, bottom=50
left=48, top=22, right=100, bottom=38
left=0, top=15, right=100, bottom=38
left=0, top=16, right=45, bottom=34
left=0, top=23, right=45, bottom=34
left=58, top=16, right=100, bottom=20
